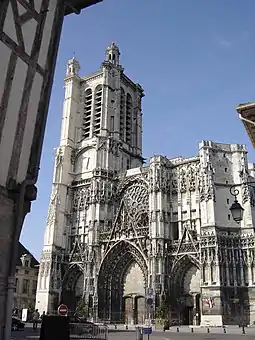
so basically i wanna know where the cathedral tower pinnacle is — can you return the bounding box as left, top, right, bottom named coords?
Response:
left=66, top=56, right=80, bottom=77
left=105, top=42, right=120, bottom=66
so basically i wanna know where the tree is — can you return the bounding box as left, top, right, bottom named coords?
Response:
left=75, top=299, right=88, bottom=319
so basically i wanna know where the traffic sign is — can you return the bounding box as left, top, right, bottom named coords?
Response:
left=143, top=327, right=152, bottom=335
left=58, top=304, right=68, bottom=316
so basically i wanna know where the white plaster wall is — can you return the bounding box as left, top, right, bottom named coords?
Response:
left=0, top=57, right=27, bottom=186
left=0, top=0, right=58, bottom=187
left=17, top=73, right=43, bottom=183
left=0, top=42, right=10, bottom=117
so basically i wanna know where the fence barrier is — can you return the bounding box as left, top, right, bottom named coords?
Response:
left=69, top=323, right=108, bottom=340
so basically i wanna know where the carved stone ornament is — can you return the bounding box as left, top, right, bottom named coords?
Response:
left=72, top=186, right=91, bottom=211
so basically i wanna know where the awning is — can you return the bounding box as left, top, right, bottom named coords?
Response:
left=236, top=102, right=255, bottom=149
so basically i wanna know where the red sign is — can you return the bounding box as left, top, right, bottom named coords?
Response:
left=58, top=304, right=68, bottom=316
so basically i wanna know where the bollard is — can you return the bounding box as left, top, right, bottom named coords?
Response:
left=136, top=327, right=143, bottom=340
left=242, top=325, right=245, bottom=334
left=177, top=327, right=179, bottom=332
left=207, top=327, right=210, bottom=333
left=223, top=327, right=226, bottom=334
left=191, top=327, right=193, bottom=333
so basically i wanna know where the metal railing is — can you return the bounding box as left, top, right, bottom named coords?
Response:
left=69, top=323, right=108, bottom=339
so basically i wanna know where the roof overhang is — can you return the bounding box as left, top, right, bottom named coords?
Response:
left=236, top=102, right=255, bottom=148
left=64, top=0, right=103, bottom=15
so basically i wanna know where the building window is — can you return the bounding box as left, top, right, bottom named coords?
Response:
left=127, top=158, right=130, bottom=170
left=228, top=214, right=231, bottom=220
left=227, top=198, right=229, bottom=204
left=110, top=115, right=114, bottom=132
left=172, top=222, right=179, bottom=240
left=32, top=280, right=37, bottom=295
left=93, top=85, right=102, bottom=135
left=120, top=88, right=125, bottom=140
left=83, top=88, right=92, bottom=139
left=25, top=260, right=29, bottom=267
left=225, top=168, right=227, bottom=172
left=22, top=279, right=29, bottom=294
left=125, top=93, right=132, bottom=143
left=25, top=270, right=29, bottom=275
left=14, top=278, right=18, bottom=293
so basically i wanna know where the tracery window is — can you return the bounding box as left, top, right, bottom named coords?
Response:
left=93, top=85, right=102, bottom=135
left=126, top=93, right=132, bottom=143
left=120, top=88, right=125, bottom=140
left=122, top=182, right=149, bottom=229
left=83, top=89, right=92, bottom=139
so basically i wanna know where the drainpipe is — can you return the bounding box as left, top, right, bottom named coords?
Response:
left=3, top=178, right=37, bottom=340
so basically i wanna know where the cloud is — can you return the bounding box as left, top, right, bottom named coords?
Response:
left=213, top=30, right=251, bottom=51
left=216, top=37, right=233, bottom=50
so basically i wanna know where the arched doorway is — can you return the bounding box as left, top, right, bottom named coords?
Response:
left=97, top=241, right=147, bottom=323
left=171, top=255, right=201, bottom=325
left=123, top=262, right=146, bottom=324
left=62, top=264, right=84, bottom=313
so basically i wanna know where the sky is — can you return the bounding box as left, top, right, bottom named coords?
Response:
left=20, top=0, right=255, bottom=259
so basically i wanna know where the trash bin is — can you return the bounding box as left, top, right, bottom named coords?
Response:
left=136, top=326, right=143, bottom=340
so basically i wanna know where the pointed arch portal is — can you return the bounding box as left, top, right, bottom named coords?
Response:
left=61, top=264, right=84, bottom=312
left=97, top=241, right=148, bottom=323
left=170, top=255, right=201, bottom=325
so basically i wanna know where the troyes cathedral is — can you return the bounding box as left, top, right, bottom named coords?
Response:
left=36, top=43, right=255, bottom=326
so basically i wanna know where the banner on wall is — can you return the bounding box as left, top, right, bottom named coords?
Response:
left=204, top=297, right=215, bottom=309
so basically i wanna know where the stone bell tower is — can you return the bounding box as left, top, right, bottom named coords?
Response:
left=35, top=44, right=145, bottom=314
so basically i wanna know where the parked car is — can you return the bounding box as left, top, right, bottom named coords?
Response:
left=12, top=317, right=25, bottom=331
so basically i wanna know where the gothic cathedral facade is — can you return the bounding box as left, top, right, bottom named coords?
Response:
left=36, top=43, right=255, bottom=326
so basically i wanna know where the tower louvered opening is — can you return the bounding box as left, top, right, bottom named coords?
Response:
left=83, top=88, right=92, bottom=139
left=94, top=85, right=102, bottom=135
left=120, top=88, right=125, bottom=140
left=126, top=93, right=132, bottom=143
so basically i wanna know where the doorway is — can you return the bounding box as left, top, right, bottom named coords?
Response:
left=182, top=306, right=193, bottom=325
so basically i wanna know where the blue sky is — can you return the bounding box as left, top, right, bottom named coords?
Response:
left=21, top=0, right=255, bottom=259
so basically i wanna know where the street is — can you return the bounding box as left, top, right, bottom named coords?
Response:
left=10, top=324, right=255, bottom=340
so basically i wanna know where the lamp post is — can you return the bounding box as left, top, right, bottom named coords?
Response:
left=229, top=182, right=255, bottom=223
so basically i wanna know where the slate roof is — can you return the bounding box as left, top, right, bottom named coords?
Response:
left=16, top=242, right=39, bottom=268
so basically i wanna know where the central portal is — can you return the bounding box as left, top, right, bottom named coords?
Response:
left=97, top=241, right=147, bottom=323
left=123, top=262, right=146, bottom=324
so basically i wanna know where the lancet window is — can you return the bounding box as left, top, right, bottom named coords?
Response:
left=83, top=88, right=92, bottom=139
left=93, top=85, right=102, bottom=135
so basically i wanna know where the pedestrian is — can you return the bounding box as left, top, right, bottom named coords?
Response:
left=41, top=311, right=46, bottom=322
left=32, top=309, right=40, bottom=330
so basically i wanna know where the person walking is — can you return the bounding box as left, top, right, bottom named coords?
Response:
left=32, top=309, right=40, bottom=330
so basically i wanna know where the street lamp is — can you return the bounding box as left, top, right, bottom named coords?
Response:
left=229, top=183, right=255, bottom=223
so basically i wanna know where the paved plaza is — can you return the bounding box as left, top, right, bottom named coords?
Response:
left=10, top=325, right=255, bottom=340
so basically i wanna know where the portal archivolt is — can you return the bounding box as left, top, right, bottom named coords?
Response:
left=97, top=241, right=148, bottom=322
